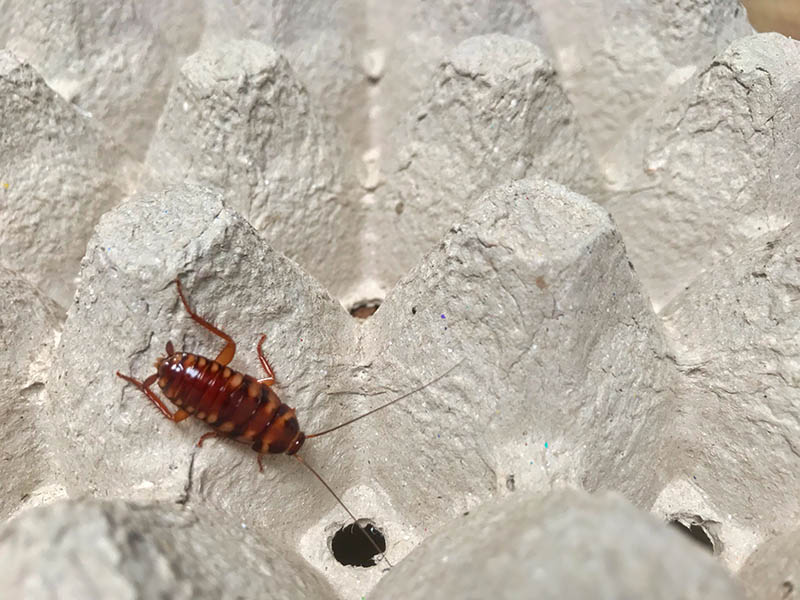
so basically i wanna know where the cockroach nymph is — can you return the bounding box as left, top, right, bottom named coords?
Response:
left=117, top=278, right=462, bottom=567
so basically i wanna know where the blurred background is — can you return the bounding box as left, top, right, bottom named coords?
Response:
left=743, top=0, right=800, bottom=37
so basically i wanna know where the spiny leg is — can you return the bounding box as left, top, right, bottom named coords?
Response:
left=116, top=371, right=189, bottom=422
left=175, top=278, right=236, bottom=366
left=256, top=334, right=275, bottom=386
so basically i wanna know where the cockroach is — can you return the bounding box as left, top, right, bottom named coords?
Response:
left=116, top=278, right=462, bottom=567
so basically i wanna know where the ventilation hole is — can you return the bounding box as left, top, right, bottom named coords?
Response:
left=331, top=522, right=386, bottom=567
left=669, top=520, right=714, bottom=553
left=349, top=299, right=382, bottom=319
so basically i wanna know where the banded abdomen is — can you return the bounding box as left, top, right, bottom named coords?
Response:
left=156, top=351, right=305, bottom=455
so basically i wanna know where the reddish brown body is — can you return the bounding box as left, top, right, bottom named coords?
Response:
left=116, top=279, right=305, bottom=464
left=156, top=351, right=305, bottom=455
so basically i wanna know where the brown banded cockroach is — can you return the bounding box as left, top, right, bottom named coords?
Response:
left=116, top=278, right=463, bottom=567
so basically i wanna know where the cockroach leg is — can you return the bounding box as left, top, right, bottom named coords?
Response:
left=257, top=454, right=265, bottom=473
left=256, top=334, right=276, bottom=386
left=197, top=431, right=219, bottom=447
left=116, top=371, right=177, bottom=421
left=174, top=278, right=236, bottom=366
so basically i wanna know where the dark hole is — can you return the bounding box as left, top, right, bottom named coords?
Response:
left=127, top=530, right=145, bottom=545
left=349, top=299, right=382, bottom=319
left=331, top=522, right=386, bottom=567
left=669, top=520, right=714, bottom=553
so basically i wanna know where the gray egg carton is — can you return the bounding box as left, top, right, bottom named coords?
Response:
left=1, top=2, right=798, bottom=599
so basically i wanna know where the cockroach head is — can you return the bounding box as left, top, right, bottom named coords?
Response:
left=154, top=341, right=178, bottom=369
